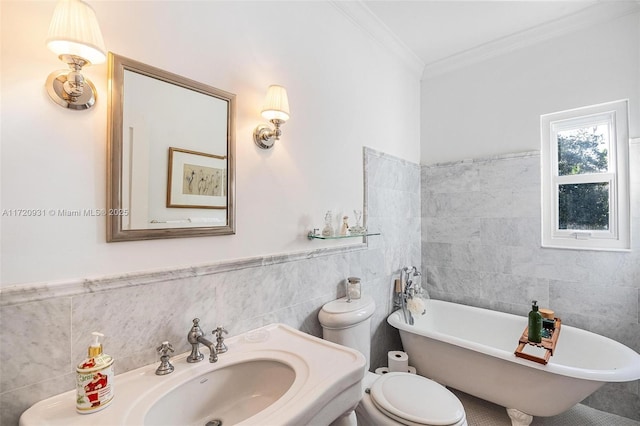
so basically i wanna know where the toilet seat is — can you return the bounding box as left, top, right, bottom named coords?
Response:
left=369, top=373, right=465, bottom=426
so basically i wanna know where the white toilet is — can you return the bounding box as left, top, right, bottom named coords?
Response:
left=319, top=296, right=467, bottom=426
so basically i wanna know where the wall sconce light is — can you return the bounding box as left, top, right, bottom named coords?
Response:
left=253, top=85, right=290, bottom=149
left=45, top=0, right=106, bottom=110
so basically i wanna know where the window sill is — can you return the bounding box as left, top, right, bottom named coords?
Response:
left=540, top=243, right=631, bottom=253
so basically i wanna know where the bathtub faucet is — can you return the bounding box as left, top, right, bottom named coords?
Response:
left=403, top=266, right=421, bottom=291
left=402, top=266, right=423, bottom=299
left=395, top=266, right=423, bottom=325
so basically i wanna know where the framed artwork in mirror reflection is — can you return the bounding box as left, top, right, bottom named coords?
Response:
left=167, top=147, right=227, bottom=209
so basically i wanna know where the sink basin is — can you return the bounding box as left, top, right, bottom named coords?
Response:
left=143, top=360, right=295, bottom=425
left=20, top=323, right=366, bottom=426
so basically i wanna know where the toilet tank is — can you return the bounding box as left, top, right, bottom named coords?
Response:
left=318, top=296, right=376, bottom=371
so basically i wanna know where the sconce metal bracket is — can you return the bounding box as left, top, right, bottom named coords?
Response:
left=46, top=69, right=97, bottom=110
left=253, top=124, right=276, bottom=149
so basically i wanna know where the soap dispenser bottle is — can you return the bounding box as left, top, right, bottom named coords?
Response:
left=528, top=301, right=543, bottom=343
left=76, top=332, right=114, bottom=414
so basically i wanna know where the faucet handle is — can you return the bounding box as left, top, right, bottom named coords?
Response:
left=214, top=326, right=228, bottom=335
left=155, top=341, right=175, bottom=375
left=213, top=326, right=229, bottom=354
left=156, top=341, right=175, bottom=356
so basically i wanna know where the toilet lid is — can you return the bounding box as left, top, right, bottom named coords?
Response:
left=369, top=373, right=464, bottom=426
left=319, top=296, right=376, bottom=329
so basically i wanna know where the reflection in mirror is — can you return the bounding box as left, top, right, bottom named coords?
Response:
left=107, top=52, right=235, bottom=241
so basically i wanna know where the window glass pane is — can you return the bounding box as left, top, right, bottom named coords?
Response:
left=558, top=183, right=609, bottom=230
left=557, top=124, right=609, bottom=176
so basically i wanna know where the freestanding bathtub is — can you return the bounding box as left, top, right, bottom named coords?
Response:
left=388, top=299, right=640, bottom=424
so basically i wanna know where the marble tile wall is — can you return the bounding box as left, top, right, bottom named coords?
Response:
left=0, top=147, right=421, bottom=425
left=365, top=148, right=422, bottom=369
left=421, top=147, right=640, bottom=421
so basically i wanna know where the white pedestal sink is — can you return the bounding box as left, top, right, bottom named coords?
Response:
left=20, top=323, right=366, bottom=426
left=142, top=359, right=295, bottom=425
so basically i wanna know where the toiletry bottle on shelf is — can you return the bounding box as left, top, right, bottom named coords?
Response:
left=76, top=332, right=114, bottom=414
left=321, top=211, right=334, bottom=237
left=340, top=216, right=350, bottom=236
left=528, top=301, right=543, bottom=343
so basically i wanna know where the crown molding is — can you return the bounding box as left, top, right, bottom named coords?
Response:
left=422, top=1, right=640, bottom=79
left=329, top=0, right=425, bottom=78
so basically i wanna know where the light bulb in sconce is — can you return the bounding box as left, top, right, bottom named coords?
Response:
left=45, top=0, right=107, bottom=110
left=253, top=85, right=290, bottom=149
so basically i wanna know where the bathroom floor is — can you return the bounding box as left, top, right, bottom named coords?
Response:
left=450, top=388, right=640, bottom=426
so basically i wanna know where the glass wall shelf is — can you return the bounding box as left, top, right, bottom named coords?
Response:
left=307, top=231, right=380, bottom=240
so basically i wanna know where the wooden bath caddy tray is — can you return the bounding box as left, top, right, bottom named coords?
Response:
left=514, top=318, right=561, bottom=365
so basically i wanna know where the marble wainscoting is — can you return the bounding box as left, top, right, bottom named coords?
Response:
left=0, top=147, right=422, bottom=425
left=421, top=148, right=640, bottom=421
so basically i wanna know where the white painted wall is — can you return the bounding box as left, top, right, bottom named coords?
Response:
left=421, top=12, right=640, bottom=165
left=0, top=1, right=421, bottom=286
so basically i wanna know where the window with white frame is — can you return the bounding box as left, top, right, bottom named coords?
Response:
left=541, top=100, right=630, bottom=251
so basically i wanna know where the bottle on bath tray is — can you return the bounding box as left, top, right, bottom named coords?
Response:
left=76, top=332, right=115, bottom=414
left=528, top=301, right=543, bottom=343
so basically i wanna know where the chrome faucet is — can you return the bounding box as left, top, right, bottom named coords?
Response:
left=395, top=266, right=423, bottom=325
left=403, top=266, right=421, bottom=290
left=187, top=318, right=218, bottom=363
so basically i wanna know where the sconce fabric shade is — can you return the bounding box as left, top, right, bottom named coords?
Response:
left=46, top=0, right=106, bottom=65
left=261, top=85, right=290, bottom=122
left=254, top=85, right=291, bottom=149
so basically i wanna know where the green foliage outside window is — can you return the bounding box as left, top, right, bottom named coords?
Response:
left=558, top=183, right=609, bottom=230
left=557, top=128, right=610, bottom=230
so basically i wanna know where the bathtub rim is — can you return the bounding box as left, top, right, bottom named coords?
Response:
left=387, top=299, right=640, bottom=383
